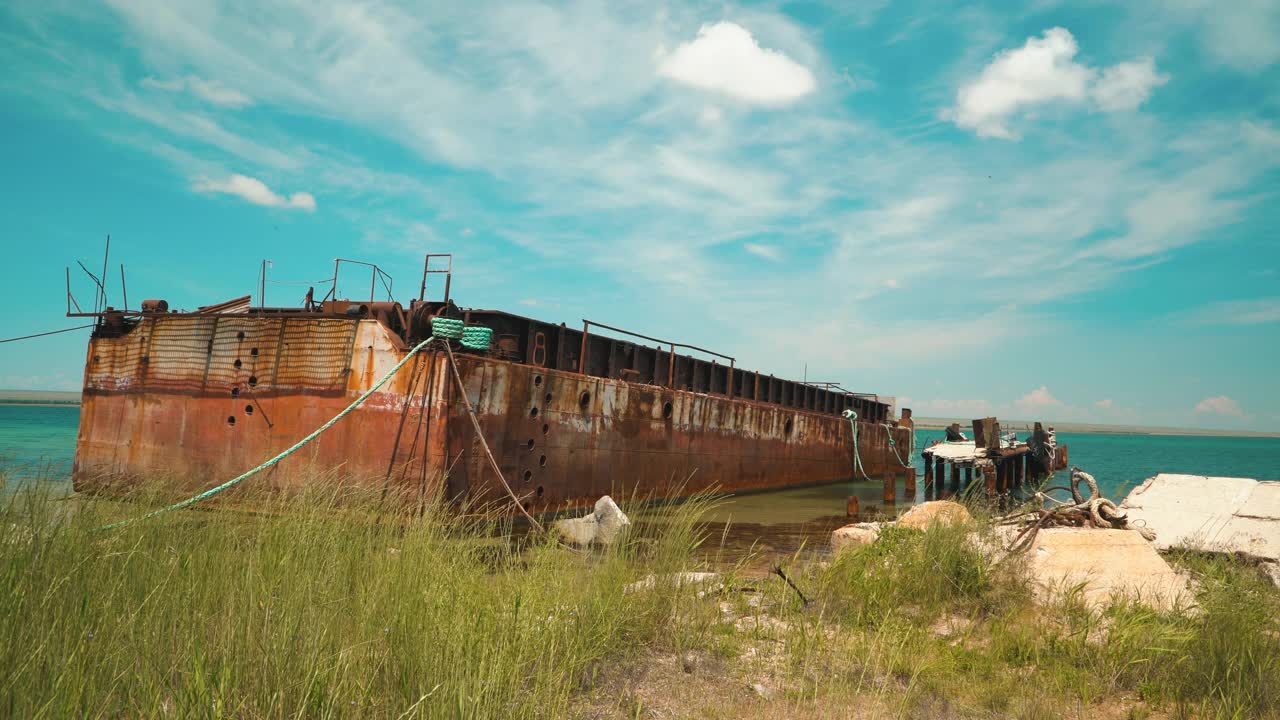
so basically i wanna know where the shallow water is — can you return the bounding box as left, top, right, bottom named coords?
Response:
left=3, top=406, right=1278, bottom=569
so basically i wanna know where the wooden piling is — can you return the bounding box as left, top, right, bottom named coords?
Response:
left=883, top=472, right=896, bottom=505
left=923, top=459, right=933, bottom=499
left=904, top=467, right=917, bottom=498
left=950, top=462, right=960, bottom=495
left=846, top=495, right=860, bottom=518
left=934, top=457, right=946, bottom=500
left=983, top=463, right=997, bottom=498
left=964, top=465, right=973, bottom=489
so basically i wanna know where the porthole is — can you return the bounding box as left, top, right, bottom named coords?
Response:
left=244, top=404, right=253, bottom=415
left=234, top=359, right=242, bottom=369
left=784, top=417, right=794, bottom=435
left=526, top=438, right=535, bottom=450
left=579, top=391, right=590, bottom=409
left=522, top=470, right=533, bottom=483
left=544, top=392, right=552, bottom=405
left=534, top=375, right=543, bottom=387
left=539, top=455, right=547, bottom=467
left=230, top=387, right=240, bottom=398
left=248, top=376, right=258, bottom=388
left=227, top=416, right=236, bottom=426
left=541, top=423, right=549, bottom=435
left=662, top=401, right=673, bottom=419
left=529, top=406, right=539, bottom=419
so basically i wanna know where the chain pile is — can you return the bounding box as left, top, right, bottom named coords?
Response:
left=1002, top=467, right=1156, bottom=553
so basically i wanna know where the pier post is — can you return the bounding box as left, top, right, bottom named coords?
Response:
left=1013, top=454, right=1024, bottom=488
left=923, top=459, right=934, bottom=499
left=983, top=463, right=997, bottom=498
left=904, top=467, right=916, bottom=499
left=950, top=463, right=960, bottom=495
left=883, top=472, right=896, bottom=505
left=964, top=465, right=972, bottom=489
left=846, top=495, right=860, bottom=518
left=934, top=457, right=946, bottom=500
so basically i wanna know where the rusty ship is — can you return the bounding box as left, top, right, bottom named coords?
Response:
left=71, top=254, right=912, bottom=514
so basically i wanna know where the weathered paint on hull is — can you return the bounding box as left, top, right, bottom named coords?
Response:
left=74, top=317, right=909, bottom=512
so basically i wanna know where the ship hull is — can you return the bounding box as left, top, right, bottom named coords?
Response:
left=74, top=316, right=909, bottom=512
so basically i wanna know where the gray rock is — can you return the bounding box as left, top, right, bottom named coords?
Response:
left=553, top=495, right=631, bottom=546
left=831, top=522, right=882, bottom=553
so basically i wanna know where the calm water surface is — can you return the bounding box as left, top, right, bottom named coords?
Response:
left=3, top=406, right=1277, bottom=567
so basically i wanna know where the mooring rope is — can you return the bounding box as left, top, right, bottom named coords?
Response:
left=881, top=422, right=915, bottom=468
left=0, top=324, right=96, bottom=344
left=97, top=335, right=438, bottom=530
left=439, top=341, right=545, bottom=533
left=1000, top=466, right=1155, bottom=553
left=842, top=410, right=874, bottom=482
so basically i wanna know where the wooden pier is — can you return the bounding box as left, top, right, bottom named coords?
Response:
left=908, top=418, right=1067, bottom=502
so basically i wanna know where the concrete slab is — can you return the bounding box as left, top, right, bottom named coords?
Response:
left=1121, top=474, right=1280, bottom=561
left=1027, top=528, right=1194, bottom=611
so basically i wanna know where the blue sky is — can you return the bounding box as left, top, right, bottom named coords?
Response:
left=0, top=0, right=1277, bottom=431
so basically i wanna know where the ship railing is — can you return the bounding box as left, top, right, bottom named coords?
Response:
left=579, top=319, right=737, bottom=397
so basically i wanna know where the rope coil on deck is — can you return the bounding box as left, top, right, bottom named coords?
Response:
left=430, top=317, right=464, bottom=339
left=460, top=325, right=493, bottom=351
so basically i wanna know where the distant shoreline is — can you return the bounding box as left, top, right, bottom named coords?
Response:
left=0, top=402, right=80, bottom=407
left=1, top=391, right=1275, bottom=438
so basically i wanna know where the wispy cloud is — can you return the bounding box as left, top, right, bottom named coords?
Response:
left=1185, top=297, right=1280, bottom=325
left=743, top=243, right=782, bottom=261
left=140, top=75, right=252, bottom=108
left=192, top=174, right=315, bottom=211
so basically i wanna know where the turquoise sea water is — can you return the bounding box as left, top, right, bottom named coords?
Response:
left=0, top=405, right=79, bottom=482
left=3, top=404, right=1278, bottom=567
left=2, top=404, right=1277, bottom=516
left=2, top=406, right=1278, bottom=489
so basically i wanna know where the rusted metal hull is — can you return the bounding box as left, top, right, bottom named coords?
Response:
left=74, top=316, right=910, bottom=513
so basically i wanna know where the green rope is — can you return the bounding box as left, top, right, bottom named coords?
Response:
left=843, top=410, right=874, bottom=482
left=460, top=325, right=492, bottom=351
left=97, top=335, right=437, bottom=531
left=882, top=423, right=915, bottom=468
left=431, top=317, right=463, bottom=339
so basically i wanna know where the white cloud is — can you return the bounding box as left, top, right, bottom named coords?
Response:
left=1091, top=57, right=1169, bottom=111
left=1195, top=395, right=1245, bottom=417
left=141, top=75, right=252, bottom=108
left=1095, top=398, right=1114, bottom=410
left=743, top=243, right=781, bottom=261
left=951, top=28, right=1167, bottom=138
left=698, top=106, right=723, bottom=125
left=658, top=22, right=815, bottom=105
left=1016, top=386, right=1064, bottom=412
left=1186, top=297, right=1280, bottom=325
left=192, top=173, right=316, bottom=211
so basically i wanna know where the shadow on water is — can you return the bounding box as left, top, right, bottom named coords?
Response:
left=640, top=477, right=924, bottom=575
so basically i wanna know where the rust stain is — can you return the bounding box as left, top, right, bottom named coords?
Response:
left=74, top=311, right=910, bottom=514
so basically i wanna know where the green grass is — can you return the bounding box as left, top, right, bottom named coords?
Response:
left=745, top=519, right=1280, bottom=719
left=2, top=480, right=1278, bottom=719
left=0, top=481, right=723, bottom=719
